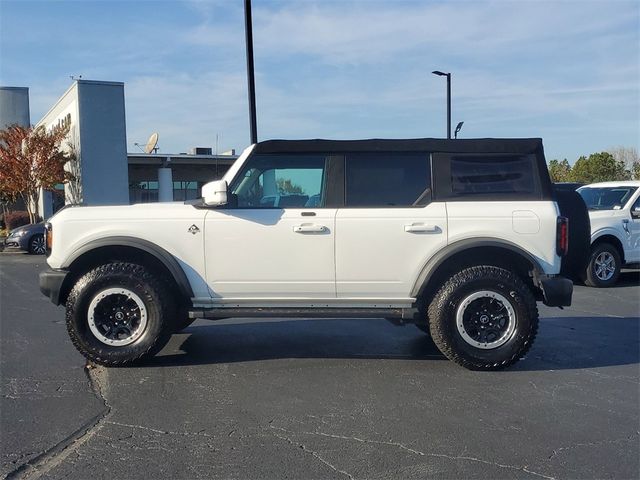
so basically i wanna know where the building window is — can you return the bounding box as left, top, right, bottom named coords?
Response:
left=129, top=181, right=159, bottom=203
left=173, top=181, right=200, bottom=201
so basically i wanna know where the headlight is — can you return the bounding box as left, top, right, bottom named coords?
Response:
left=45, top=223, right=52, bottom=256
left=10, top=230, right=26, bottom=237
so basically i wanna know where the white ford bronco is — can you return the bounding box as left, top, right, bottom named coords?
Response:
left=40, top=138, right=577, bottom=370
left=577, top=181, right=640, bottom=287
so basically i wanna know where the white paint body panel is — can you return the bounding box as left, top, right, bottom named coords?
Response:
left=589, top=208, right=640, bottom=264
left=335, top=204, right=448, bottom=298
left=47, top=203, right=210, bottom=299
left=446, top=201, right=562, bottom=274
left=203, top=208, right=336, bottom=299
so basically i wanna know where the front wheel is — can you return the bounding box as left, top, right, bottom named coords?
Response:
left=66, top=262, right=175, bottom=366
left=428, top=266, right=538, bottom=370
left=584, top=243, right=621, bottom=287
left=28, top=234, right=46, bottom=255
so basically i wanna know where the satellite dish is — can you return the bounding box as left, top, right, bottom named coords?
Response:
left=144, top=132, right=159, bottom=154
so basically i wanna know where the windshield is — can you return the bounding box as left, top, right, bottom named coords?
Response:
left=577, top=186, right=637, bottom=210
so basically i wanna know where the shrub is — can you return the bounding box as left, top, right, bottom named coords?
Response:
left=5, top=211, right=31, bottom=230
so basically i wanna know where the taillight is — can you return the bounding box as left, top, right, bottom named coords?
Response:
left=556, top=216, right=568, bottom=256
left=45, top=223, right=52, bottom=256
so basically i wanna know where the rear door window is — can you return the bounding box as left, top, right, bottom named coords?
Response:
left=345, top=152, right=431, bottom=207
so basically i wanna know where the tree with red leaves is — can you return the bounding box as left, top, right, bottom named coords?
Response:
left=0, top=124, right=71, bottom=223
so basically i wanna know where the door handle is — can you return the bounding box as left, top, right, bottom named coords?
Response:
left=404, top=223, right=440, bottom=233
left=293, top=224, right=327, bottom=233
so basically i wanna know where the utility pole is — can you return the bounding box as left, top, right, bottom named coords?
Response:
left=244, top=0, right=258, bottom=144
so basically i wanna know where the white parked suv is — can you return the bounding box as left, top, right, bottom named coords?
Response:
left=40, top=138, right=579, bottom=370
left=577, top=181, right=640, bottom=287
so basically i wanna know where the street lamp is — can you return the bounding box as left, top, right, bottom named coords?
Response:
left=432, top=70, right=451, bottom=139
left=454, top=121, right=464, bottom=139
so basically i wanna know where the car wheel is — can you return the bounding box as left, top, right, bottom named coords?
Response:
left=428, top=266, right=538, bottom=370
left=28, top=234, right=46, bottom=255
left=584, top=243, right=621, bottom=288
left=65, top=262, right=175, bottom=367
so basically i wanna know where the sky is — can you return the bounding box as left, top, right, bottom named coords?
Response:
left=0, top=0, right=638, bottom=162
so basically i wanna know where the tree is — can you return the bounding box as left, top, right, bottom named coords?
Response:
left=0, top=124, right=71, bottom=223
left=568, top=152, right=630, bottom=184
left=609, top=146, right=639, bottom=176
left=276, top=178, right=303, bottom=194
left=633, top=161, right=640, bottom=181
left=548, top=159, right=572, bottom=182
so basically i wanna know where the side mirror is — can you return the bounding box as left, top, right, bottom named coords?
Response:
left=202, top=180, right=228, bottom=206
left=632, top=206, right=640, bottom=219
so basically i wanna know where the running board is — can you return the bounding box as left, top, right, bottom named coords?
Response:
left=188, top=307, right=419, bottom=321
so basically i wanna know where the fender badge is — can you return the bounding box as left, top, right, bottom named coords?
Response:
left=188, top=224, right=200, bottom=235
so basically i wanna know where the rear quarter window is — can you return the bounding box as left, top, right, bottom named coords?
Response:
left=433, top=153, right=544, bottom=200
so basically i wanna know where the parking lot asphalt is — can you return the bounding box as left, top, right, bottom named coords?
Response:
left=1, top=253, right=639, bottom=480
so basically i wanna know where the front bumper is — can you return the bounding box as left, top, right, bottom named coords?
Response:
left=539, top=275, right=573, bottom=307
left=39, top=269, right=69, bottom=306
left=4, top=235, right=29, bottom=250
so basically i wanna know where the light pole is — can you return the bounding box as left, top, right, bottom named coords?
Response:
left=432, top=70, right=451, bottom=139
left=244, top=0, right=258, bottom=144
left=454, top=121, right=464, bottom=139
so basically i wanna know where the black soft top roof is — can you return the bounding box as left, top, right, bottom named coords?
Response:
left=254, top=138, right=544, bottom=155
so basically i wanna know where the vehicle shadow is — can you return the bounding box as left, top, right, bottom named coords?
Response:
left=616, top=270, right=640, bottom=286
left=573, top=270, right=640, bottom=288
left=148, top=318, right=445, bottom=367
left=143, top=316, right=639, bottom=372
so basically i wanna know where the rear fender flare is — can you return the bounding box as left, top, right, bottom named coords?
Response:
left=411, top=238, right=544, bottom=298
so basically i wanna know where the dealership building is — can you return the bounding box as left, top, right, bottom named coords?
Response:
left=1, top=80, right=238, bottom=218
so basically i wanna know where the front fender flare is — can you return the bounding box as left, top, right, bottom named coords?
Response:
left=62, top=236, right=194, bottom=300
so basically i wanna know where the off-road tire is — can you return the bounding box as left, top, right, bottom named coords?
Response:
left=428, top=266, right=538, bottom=370
left=28, top=234, right=46, bottom=255
left=584, top=243, right=621, bottom=288
left=66, top=262, right=175, bottom=366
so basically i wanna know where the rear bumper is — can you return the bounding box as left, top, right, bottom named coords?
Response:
left=539, top=275, right=573, bottom=307
left=39, top=269, right=69, bottom=306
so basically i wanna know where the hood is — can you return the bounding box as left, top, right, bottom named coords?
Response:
left=9, top=222, right=44, bottom=236
left=49, top=202, right=199, bottom=224
left=587, top=209, right=619, bottom=220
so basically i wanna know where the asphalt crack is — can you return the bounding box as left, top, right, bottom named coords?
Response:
left=269, top=427, right=355, bottom=480
left=270, top=424, right=557, bottom=480
left=104, top=420, right=213, bottom=438
left=5, top=364, right=112, bottom=480
left=547, top=433, right=639, bottom=461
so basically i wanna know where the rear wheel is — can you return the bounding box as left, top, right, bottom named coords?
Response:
left=428, top=266, right=538, bottom=370
left=66, top=262, right=174, bottom=366
left=28, top=234, right=46, bottom=255
left=584, top=243, right=621, bottom=287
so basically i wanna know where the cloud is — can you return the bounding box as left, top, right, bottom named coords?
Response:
left=7, top=0, right=638, bottom=161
